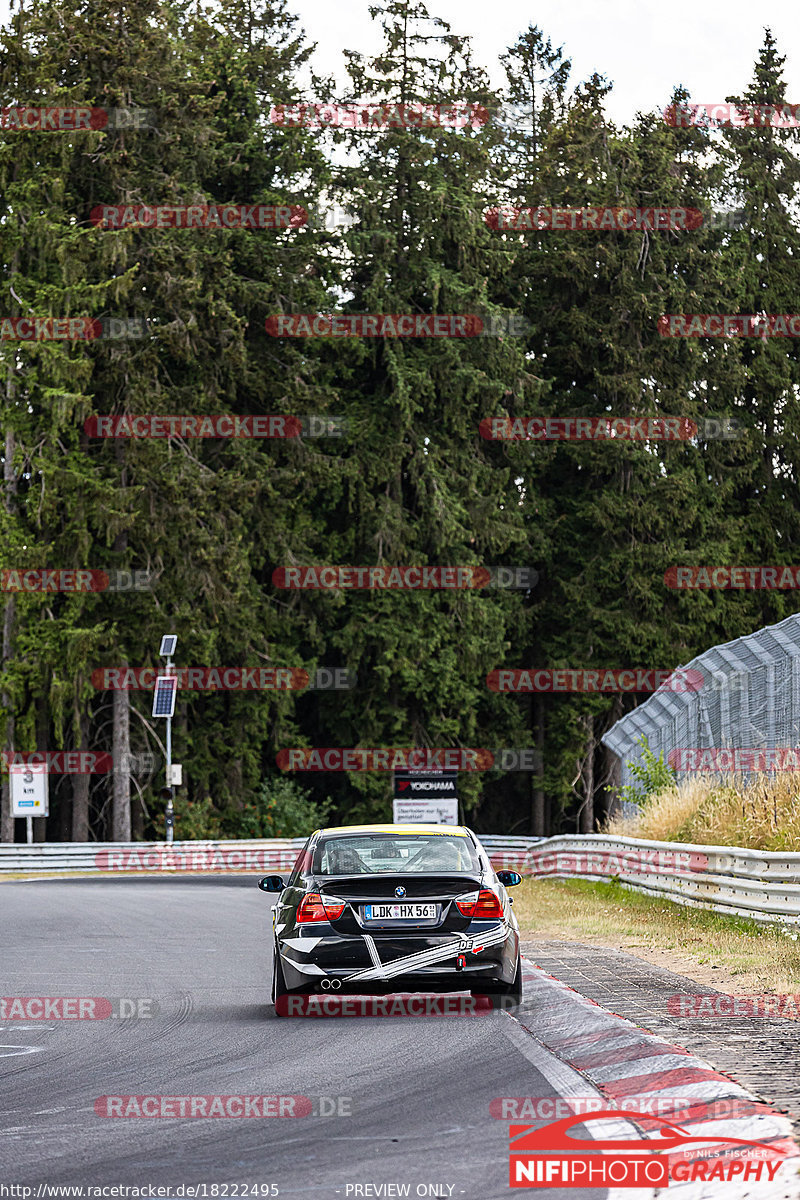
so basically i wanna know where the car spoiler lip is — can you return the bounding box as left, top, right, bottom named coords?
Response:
left=305, top=872, right=489, bottom=891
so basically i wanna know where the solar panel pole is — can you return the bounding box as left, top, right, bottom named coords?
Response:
left=165, top=645, right=173, bottom=844
left=157, top=635, right=178, bottom=844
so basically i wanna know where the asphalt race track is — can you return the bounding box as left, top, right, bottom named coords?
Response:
left=0, top=879, right=613, bottom=1199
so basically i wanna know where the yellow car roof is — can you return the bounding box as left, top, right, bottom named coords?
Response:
left=315, top=823, right=469, bottom=837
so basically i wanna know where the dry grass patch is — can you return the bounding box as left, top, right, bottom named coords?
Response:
left=604, top=773, right=800, bottom=851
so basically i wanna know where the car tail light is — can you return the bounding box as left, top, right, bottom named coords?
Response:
left=473, top=889, right=504, bottom=919
left=297, top=893, right=346, bottom=923
left=455, top=891, right=478, bottom=917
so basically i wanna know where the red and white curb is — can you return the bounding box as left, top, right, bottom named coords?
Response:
left=513, top=958, right=800, bottom=1197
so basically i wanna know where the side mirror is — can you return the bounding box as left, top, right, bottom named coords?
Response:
left=258, top=875, right=285, bottom=892
left=497, top=870, right=522, bottom=887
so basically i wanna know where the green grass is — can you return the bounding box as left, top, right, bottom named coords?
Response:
left=515, top=876, right=800, bottom=992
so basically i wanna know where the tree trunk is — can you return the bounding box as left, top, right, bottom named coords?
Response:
left=1, top=423, right=16, bottom=843
left=531, top=694, right=546, bottom=835
left=112, top=669, right=131, bottom=841
left=71, top=696, right=91, bottom=841
left=0, top=592, right=14, bottom=842
left=33, top=691, right=49, bottom=842
left=578, top=714, right=595, bottom=834
left=1, top=264, right=18, bottom=843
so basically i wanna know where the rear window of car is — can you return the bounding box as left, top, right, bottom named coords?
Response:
left=313, top=834, right=480, bottom=875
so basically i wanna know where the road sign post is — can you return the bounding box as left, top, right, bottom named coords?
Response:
left=392, top=768, right=459, bottom=824
left=10, top=763, right=49, bottom=843
left=153, top=635, right=178, bottom=843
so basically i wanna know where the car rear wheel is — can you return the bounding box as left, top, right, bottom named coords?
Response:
left=499, top=954, right=523, bottom=1006
left=272, top=945, right=312, bottom=1014
left=272, top=946, right=289, bottom=1012
left=474, top=954, right=522, bottom=1008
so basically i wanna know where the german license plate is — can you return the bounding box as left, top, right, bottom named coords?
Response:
left=363, top=903, right=437, bottom=921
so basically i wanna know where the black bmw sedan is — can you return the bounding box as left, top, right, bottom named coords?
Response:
left=258, top=822, right=522, bottom=1015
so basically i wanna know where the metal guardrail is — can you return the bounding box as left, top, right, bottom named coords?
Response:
left=0, top=835, right=537, bottom=875
left=0, top=839, right=306, bottom=874
left=2, top=832, right=797, bottom=927
left=518, top=834, right=800, bottom=926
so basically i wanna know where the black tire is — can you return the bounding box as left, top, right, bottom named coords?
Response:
left=475, top=955, right=522, bottom=1009
left=503, top=954, right=523, bottom=1005
left=272, top=945, right=289, bottom=1012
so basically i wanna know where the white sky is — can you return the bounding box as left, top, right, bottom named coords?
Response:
left=0, top=0, right=798, bottom=127
left=287, top=0, right=799, bottom=127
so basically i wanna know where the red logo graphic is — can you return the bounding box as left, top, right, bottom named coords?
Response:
left=509, top=1112, right=785, bottom=1187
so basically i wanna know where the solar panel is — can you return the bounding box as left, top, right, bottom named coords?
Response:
left=159, top=634, right=177, bottom=657
left=152, top=675, right=178, bottom=718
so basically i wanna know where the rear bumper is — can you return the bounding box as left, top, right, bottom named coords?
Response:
left=278, top=924, right=518, bottom=993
